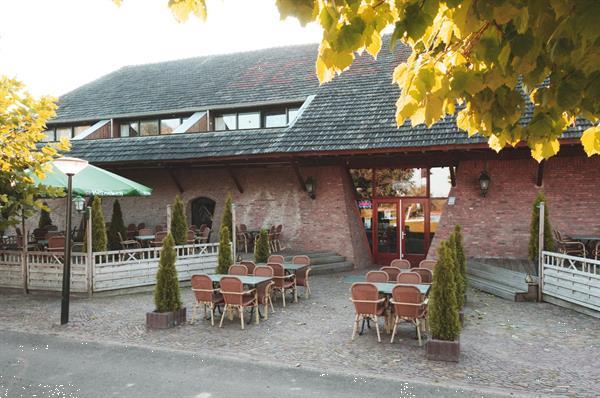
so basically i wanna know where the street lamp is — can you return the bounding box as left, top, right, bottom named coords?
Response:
left=54, top=157, right=88, bottom=325
left=478, top=171, right=491, bottom=197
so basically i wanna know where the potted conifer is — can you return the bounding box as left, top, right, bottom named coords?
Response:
left=254, top=229, right=269, bottom=264
left=448, top=228, right=466, bottom=325
left=426, top=240, right=461, bottom=362
left=215, top=225, right=232, bottom=274
left=38, top=203, right=53, bottom=229
left=147, top=233, right=186, bottom=329
left=107, top=199, right=127, bottom=250
left=170, top=195, right=188, bottom=245
left=84, top=196, right=107, bottom=252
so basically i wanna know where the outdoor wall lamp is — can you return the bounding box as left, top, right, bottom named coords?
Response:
left=305, top=176, right=316, bottom=199
left=478, top=171, right=491, bottom=197
left=73, top=196, right=86, bottom=213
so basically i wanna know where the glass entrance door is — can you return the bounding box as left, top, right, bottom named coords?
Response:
left=373, top=200, right=400, bottom=266
left=401, top=199, right=429, bottom=266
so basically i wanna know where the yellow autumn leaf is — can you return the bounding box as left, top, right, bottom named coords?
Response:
left=366, top=31, right=382, bottom=59
left=581, top=125, right=600, bottom=156
left=488, top=135, right=504, bottom=152
left=316, top=57, right=335, bottom=84
left=169, top=0, right=207, bottom=22
left=530, top=139, right=560, bottom=162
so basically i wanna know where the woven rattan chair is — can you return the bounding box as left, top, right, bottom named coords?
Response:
left=292, top=255, right=312, bottom=298
left=254, top=266, right=275, bottom=319
left=137, top=228, right=152, bottom=237
left=267, top=254, right=284, bottom=264
left=240, top=260, right=256, bottom=275
left=594, top=241, right=600, bottom=260
left=268, top=225, right=277, bottom=252
left=268, top=262, right=297, bottom=306
left=418, top=259, right=436, bottom=271
left=228, top=264, right=248, bottom=276
left=390, top=285, right=428, bottom=346
left=380, top=266, right=401, bottom=282
left=397, top=272, right=422, bottom=284
left=411, top=268, right=433, bottom=284
left=151, top=231, right=167, bottom=247
left=236, top=228, right=248, bottom=253
left=118, top=232, right=141, bottom=250
left=127, top=223, right=137, bottom=239
left=186, top=230, right=196, bottom=244
left=554, top=229, right=586, bottom=257
left=47, top=236, right=65, bottom=252
left=197, top=227, right=211, bottom=243
left=350, top=283, right=386, bottom=343
left=191, top=274, right=223, bottom=326
left=219, top=276, right=259, bottom=329
left=390, top=259, right=411, bottom=269
left=366, top=270, right=389, bottom=283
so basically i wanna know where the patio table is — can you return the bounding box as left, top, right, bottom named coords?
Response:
left=134, top=235, right=155, bottom=247
left=569, top=235, right=600, bottom=255
left=370, top=282, right=430, bottom=334
left=208, top=274, right=273, bottom=324
left=256, top=262, right=308, bottom=272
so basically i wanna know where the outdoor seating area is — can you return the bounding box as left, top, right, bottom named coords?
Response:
left=236, top=224, right=283, bottom=254
left=190, top=254, right=311, bottom=329
left=553, top=229, right=600, bottom=261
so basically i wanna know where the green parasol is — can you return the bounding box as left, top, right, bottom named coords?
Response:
left=30, top=162, right=152, bottom=197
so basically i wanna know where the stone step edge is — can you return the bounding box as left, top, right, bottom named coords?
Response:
left=468, top=275, right=523, bottom=301
left=467, top=267, right=530, bottom=291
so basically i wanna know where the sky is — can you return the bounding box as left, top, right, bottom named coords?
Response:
left=0, top=0, right=322, bottom=97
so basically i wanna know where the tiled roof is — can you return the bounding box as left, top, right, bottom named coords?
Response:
left=51, top=43, right=320, bottom=123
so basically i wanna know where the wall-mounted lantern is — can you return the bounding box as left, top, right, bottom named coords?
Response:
left=73, top=196, right=86, bottom=213
left=305, top=176, right=316, bottom=199
left=478, top=171, right=491, bottom=197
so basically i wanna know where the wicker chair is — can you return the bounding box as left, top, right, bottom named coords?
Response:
left=150, top=231, right=167, bottom=247
left=127, top=223, right=137, bottom=239
left=118, top=232, right=141, bottom=250
left=366, top=271, right=389, bottom=283
left=236, top=228, right=248, bottom=253
left=350, top=283, right=386, bottom=343
left=254, top=266, right=275, bottom=319
left=390, top=285, right=428, bottom=345
left=553, top=229, right=586, bottom=257
left=197, top=227, right=211, bottom=243
left=390, top=259, right=411, bottom=269
left=219, top=276, right=259, bottom=329
left=292, top=255, right=312, bottom=298
left=137, top=228, right=152, bottom=237
left=228, top=264, right=248, bottom=276
left=380, top=266, right=401, bottom=282
left=418, top=259, right=436, bottom=271
left=411, top=268, right=433, bottom=284
left=267, top=254, right=284, bottom=264
left=240, top=260, right=256, bottom=275
left=191, top=274, right=223, bottom=326
left=267, top=262, right=297, bottom=306
left=47, top=236, right=65, bottom=252
left=594, top=241, right=600, bottom=260
left=274, top=224, right=283, bottom=251
left=397, top=272, right=422, bottom=284
left=185, top=230, right=196, bottom=244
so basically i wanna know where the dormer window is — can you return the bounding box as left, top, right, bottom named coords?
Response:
left=215, top=114, right=237, bottom=131
left=214, top=105, right=301, bottom=131
left=238, top=112, right=260, bottom=129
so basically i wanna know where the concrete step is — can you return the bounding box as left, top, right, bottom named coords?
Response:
left=467, top=267, right=529, bottom=291
left=282, top=251, right=338, bottom=261
left=468, top=275, right=522, bottom=301
left=307, top=255, right=346, bottom=266
left=311, top=261, right=354, bottom=275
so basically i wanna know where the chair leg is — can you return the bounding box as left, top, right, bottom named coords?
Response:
left=374, top=315, right=381, bottom=343
left=255, top=302, right=259, bottom=325
left=209, top=303, right=215, bottom=326
left=203, top=303, right=208, bottom=320
left=269, top=292, right=275, bottom=314
left=351, top=314, right=359, bottom=341
left=240, top=306, right=245, bottom=330
left=282, top=287, right=286, bottom=307
left=219, top=304, right=228, bottom=328
left=305, top=281, right=311, bottom=299
left=190, top=303, right=197, bottom=324
left=390, top=316, right=399, bottom=343
left=416, top=319, right=422, bottom=346
left=293, top=284, right=298, bottom=303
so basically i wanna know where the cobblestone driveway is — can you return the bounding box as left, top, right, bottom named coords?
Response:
left=1, top=272, right=598, bottom=397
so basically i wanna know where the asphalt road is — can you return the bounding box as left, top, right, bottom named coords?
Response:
left=0, top=330, right=518, bottom=398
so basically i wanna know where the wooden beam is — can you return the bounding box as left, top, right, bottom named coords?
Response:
left=167, top=169, right=184, bottom=193
left=536, top=160, right=545, bottom=187
left=450, top=166, right=457, bottom=187
left=291, top=162, right=307, bottom=192
left=227, top=166, right=244, bottom=193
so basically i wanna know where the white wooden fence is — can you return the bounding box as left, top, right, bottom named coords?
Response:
left=541, top=251, right=600, bottom=313
left=0, top=243, right=218, bottom=294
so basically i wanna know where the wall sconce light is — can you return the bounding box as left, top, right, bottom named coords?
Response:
left=478, top=171, right=490, bottom=197
left=73, top=196, right=86, bottom=213
left=305, top=176, right=316, bottom=199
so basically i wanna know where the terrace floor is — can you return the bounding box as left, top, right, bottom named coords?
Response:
left=1, top=271, right=599, bottom=397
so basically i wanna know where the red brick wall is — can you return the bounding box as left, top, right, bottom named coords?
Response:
left=430, top=155, right=600, bottom=260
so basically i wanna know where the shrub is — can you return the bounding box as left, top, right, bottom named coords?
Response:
left=216, top=225, right=232, bottom=274
left=528, top=192, right=554, bottom=264
left=449, top=226, right=466, bottom=309
left=221, top=194, right=233, bottom=241
left=38, top=203, right=53, bottom=229
left=170, top=195, right=188, bottom=245
left=154, top=233, right=182, bottom=313
left=254, top=228, right=269, bottom=263
left=107, top=199, right=127, bottom=250
left=428, top=240, right=460, bottom=341
left=84, top=196, right=107, bottom=252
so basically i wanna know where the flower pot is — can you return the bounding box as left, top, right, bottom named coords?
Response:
left=426, top=337, right=460, bottom=362
left=146, top=307, right=187, bottom=329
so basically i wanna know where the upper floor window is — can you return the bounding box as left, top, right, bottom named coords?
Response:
left=140, top=120, right=159, bottom=136
left=215, top=114, right=237, bottom=131
left=120, top=122, right=139, bottom=137
left=214, top=106, right=302, bottom=131
left=238, top=112, right=260, bottom=129
left=160, top=118, right=181, bottom=134
left=41, top=125, right=89, bottom=142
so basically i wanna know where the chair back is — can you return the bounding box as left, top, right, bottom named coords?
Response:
left=254, top=266, right=273, bottom=278
left=268, top=254, right=284, bottom=264
left=267, top=262, right=286, bottom=288
left=228, top=264, right=248, bottom=276
left=191, top=274, right=215, bottom=303
left=350, top=283, right=380, bottom=315
left=186, top=230, right=196, bottom=243
left=138, top=228, right=152, bottom=237
left=391, top=285, right=423, bottom=318
left=291, top=255, right=310, bottom=281
left=239, top=224, right=248, bottom=232
left=412, top=268, right=432, bottom=284
left=33, top=228, right=48, bottom=241
left=390, top=259, right=411, bottom=269
left=220, top=276, right=244, bottom=305
left=380, top=266, right=401, bottom=281
left=199, top=224, right=208, bottom=233
left=117, top=232, right=127, bottom=243
left=137, top=223, right=146, bottom=230
left=48, top=236, right=65, bottom=251
left=291, top=255, right=310, bottom=265
left=397, top=271, right=422, bottom=284
left=154, top=224, right=164, bottom=233
left=152, top=231, right=168, bottom=246
left=366, top=270, right=389, bottom=283
left=198, top=227, right=211, bottom=241
left=127, top=223, right=136, bottom=231
left=418, top=259, right=436, bottom=271
left=240, top=261, right=256, bottom=275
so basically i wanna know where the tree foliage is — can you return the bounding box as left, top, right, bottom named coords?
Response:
left=447, top=231, right=465, bottom=309
left=453, top=224, right=467, bottom=294
left=216, top=225, right=232, bottom=274
left=149, top=0, right=600, bottom=161
left=85, top=196, right=107, bottom=252
left=170, top=195, right=188, bottom=245
left=254, top=228, right=270, bottom=264
left=429, top=240, right=460, bottom=341
left=107, top=199, right=127, bottom=250
left=528, top=191, right=554, bottom=263
left=0, top=77, right=69, bottom=230
left=220, top=194, right=233, bottom=242
left=38, top=204, right=53, bottom=229
left=154, top=233, right=183, bottom=312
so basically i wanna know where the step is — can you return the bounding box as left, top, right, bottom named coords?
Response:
left=307, top=255, right=346, bottom=266
left=467, top=267, right=529, bottom=291
left=468, top=275, right=521, bottom=301
left=311, top=261, right=354, bottom=275
left=282, top=251, right=338, bottom=261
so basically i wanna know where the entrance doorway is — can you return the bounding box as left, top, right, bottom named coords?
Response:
left=191, top=197, right=216, bottom=229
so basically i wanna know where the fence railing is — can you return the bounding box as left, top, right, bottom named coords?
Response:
left=541, top=251, right=600, bottom=312
left=0, top=243, right=219, bottom=294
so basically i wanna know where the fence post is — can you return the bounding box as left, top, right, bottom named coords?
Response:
left=166, top=204, right=172, bottom=233
left=86, top=206, right=93, bottom=297
left=21, top=214, right=28, bottom=294
left=538, top=201, right=544, bottom=302
left=231, top=202, right=236, bottom=261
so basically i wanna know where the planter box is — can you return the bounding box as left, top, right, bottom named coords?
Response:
left=146, top=307, right=187, bottom=329
left=426, top=337, right=460, bottom=362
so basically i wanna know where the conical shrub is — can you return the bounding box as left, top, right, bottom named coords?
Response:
left=454, top=224, right=467, bottom=304
left=528, top=192, right=554, bottom=264
left=221, top=194, right=233, bottom=242
left=154, top=233, right=182, bottom=313
left=254, top=228, right=269, bottom=263
left=107, top=199, right=127, bottom=250
left=84, top=196, right=107, bottom=252
left=428, top=240, right=460, bottom=341
left=216, top=225, right=232, bottom=274
left=38, top=204, right=53, bottom=229
left=448, top=230, right=465, bottom=309
left=170, top=195, right=188, bottom=245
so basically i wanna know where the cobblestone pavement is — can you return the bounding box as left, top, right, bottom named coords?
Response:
left=1, top=272, right=599, bottom=397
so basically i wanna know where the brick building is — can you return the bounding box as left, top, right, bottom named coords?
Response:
left=41, top=42, right=597, bottom=269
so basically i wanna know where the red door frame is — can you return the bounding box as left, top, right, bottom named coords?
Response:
left=372, top=199, right=400, bottom=266
left=399, top=198, right=430, bottom=267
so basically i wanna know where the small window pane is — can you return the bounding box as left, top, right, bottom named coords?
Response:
left=55, top=127, right=72, bottom=140
left=160, top=118, right=181, bottom=134
left=120, top=122, right=139, bottom=137
left=265, top=110, right=287, bottom=128
left=430, top=167, right=452, bottom=197
left=215, top=114, right=237, bottom=131
left=288, top=108, right=299, bottom=123
left=140, top=120, right=159, bottom=136
left=375, top=168, right=427, bottom=197
left=238, top=112, right=260, bottom=129
left=73, top=125, right=91, bottom=136
left=41, top=129, right=54, bottom=142
left=350, top=169, right=373, bottom=199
